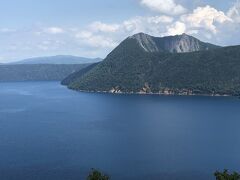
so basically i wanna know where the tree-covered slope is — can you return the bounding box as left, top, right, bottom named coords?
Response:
left=63, top=34, right=240, bottom=96
left=61, top=63, right=99, bottom=85
left=0, top=64, right=89, bottom=82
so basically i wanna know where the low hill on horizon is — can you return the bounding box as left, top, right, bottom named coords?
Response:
left=0, top=55, right=100, bottom=82
left=0, top=64, right=90, bottom=82
left=8, top=55, right=102, bottom=65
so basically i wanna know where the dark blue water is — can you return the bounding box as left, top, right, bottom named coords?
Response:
left=0, top=82, right=240, bottom=180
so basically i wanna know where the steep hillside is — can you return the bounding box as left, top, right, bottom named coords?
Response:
left=63, top=33, right=240, bottom=96
left=61, top=63, right=99, bottom=85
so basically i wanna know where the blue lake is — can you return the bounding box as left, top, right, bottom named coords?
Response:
left=0, top=82, right=240, bottom=180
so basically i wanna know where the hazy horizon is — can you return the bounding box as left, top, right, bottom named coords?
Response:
left=0, top=0, right=240, bottom=62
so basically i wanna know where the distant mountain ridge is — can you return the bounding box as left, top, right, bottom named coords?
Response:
left=0, top=55, right=101, bottom=82
left=62, top=33, right=240, bottom=96
left=0, top=64, right=89, bottom=82
left=9, top=55, right=102, bottom=65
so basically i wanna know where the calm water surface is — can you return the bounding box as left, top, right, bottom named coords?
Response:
left=0, top=82, right=240, bottom=180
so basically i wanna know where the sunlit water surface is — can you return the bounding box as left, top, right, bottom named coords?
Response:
left=0, top=82, right=240, bottom=180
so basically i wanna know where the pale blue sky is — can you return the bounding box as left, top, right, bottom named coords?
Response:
left=0, top=0, right=233, bottom=26
left=0, top=0, right=239, bottom=62
left=0, top=0, right=142, bottom=27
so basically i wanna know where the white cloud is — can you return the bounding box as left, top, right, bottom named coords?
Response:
left=166, top=21, right=186, bottom=36
left=147, top=16, right=174, bottom=23
left=227, top=0, right=240, bottom=23
left=73, top=15, right=174, bottom=51
left=140, top=0, right=187, bottom=15
left=75, top=31, right=92, bottom=39
left=122, top=15, right=174, bottom=35
left=186, top=29, right=199, bottom=35
left=181, top=6, right=231, bottom=34
left=2, top=1, right=240, bottom=63
left=0, top=28, right=16, bottom=33
left=37, top=40, right=65, bottom=50
left=89, top=21, right=120, bottom=33
left=75, top=31, right=118, bottom=48
left=44, top=27, right=65, bottom=34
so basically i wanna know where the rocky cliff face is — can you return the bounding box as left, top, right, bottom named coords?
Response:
left=129, top=33, right=220, bottom=53
left=129, top=33, right=159, bottom=52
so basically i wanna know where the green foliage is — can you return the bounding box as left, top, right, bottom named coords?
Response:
left=61, top=63, right=99, bottom=85
left=215, top=170, right=240, bottom=180
left=0, top=64, right=88, bottom=81
left=63, top=36, right=240, bottom=96
left=87, top=169, right=110, bottom=180
left=86, top=169, right=240, bottom=180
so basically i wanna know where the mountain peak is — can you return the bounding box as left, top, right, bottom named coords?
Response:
left=181, top=33, right=188, bottom=36
left=129, top=33, right=159, bottom=52
left=130, top=32, right=151, bottom=38
left=128, top=33, right=220, bottom=53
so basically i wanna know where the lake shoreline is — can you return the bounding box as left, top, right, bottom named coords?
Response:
left=66, top=87, right=237, bottom=98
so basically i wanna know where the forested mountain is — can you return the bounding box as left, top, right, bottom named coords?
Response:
left=62, top=33, right=240, bottom=96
